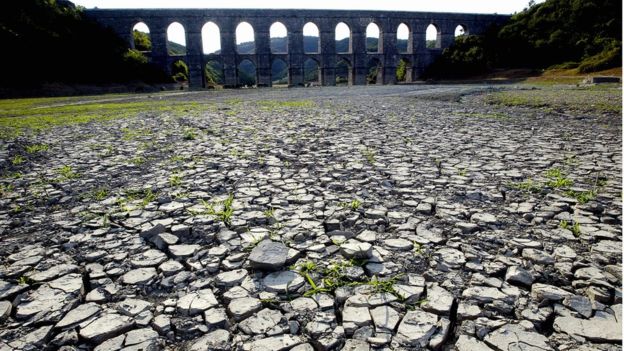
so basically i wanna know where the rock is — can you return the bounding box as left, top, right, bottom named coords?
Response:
left=152, top=314, right=171, bottom=334
left=28, top=264, right=79, bottom=282
left=249, top=240, right=289, bottom=270
left=562, top=295, right=593, bottom=318
left=471, top=212, right=498, bottom=224
left=484, top=323, right=552, bottom=351
left=394, top=309, right=438, bottom=347
left=124, top=328, right=158, bottom=346
left=342, top=339, right=370, bottom=351
left=168, top=244, right=200, bottom=260
left=238, top=308, right=283, bottom=334
left=228, top=297, right=262, bottom=321
left=592, top=240, right=621, bottom=254
left=158, top=260, right=184, bottom=276
left=205, top=308, right=228, bottom=328
left=422, top=284, right=454, bottom=315
left=0, top=300, right=11, bottom=322
left=343, top=306, right=372, bottom=334
left=56, top=302, right=101, bottom=328
left=130, top=249, right=168, bottom=267
left=188, top=329, right=230, bottom=351
left=340, top=240, right=373, bottom=259
left=505, top=266, right=534, bottom=286
left=455, top=335, right=494, bottom=351
left=435, top=247, right=466, bottom=268
left=531, top=283, right=572, bottom=302
left=79, top=312, right=134, bottom=343
left=429, top=317, right=451, bottom=349
left=9, top=325, right=52, bottom=350
left=290, top=297, right=318, bottom=312
left=0, top=280, right=28, bottom=300
left=94, top=334, right=125, bottom=351
left=370, top=305, right=400, bottom=331
left=121, top=267, right=157, bottom=285
left=177, top=289, right=219, bottom=316
left=140, top=223, right=166, bottom=241
left=216, top=268, right=249, bottom=287
left=117, top=298, right=152, bottom=317
left=554, top=311, right=622, bottom=343
left=522, top=249, right=555, bottom=264
left=249, top=335, right=304, bottom=351
left=462, top=286, right=509, bottom=304
left=263, top=271, right=305, bottom=293
left=16, top=273, right=84, bottom=322
left=394, top=284, right=424, bottom=303
left=384, top=238, right=413, bottom=251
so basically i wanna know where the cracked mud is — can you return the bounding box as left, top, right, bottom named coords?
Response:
left=0, top=84, right=621, bottom=350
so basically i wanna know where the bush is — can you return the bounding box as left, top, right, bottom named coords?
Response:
left=578, top=42, right=621, bottom=73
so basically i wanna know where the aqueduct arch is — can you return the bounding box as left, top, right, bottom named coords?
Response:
left=87, top=8, right=508, bottom=88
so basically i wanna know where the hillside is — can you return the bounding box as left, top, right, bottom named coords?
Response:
left=426, top=0, right=622, bottom=78
left=1, top=0, right=170, bottom=92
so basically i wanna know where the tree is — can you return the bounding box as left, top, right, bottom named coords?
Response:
left=133, top=30, right=151, bottom=51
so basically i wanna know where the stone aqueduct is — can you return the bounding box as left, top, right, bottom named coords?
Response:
left=86, top=9, right=509, bottom=88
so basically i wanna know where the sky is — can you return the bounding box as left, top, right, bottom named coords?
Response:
left=73, top=0, right=541, bottom=54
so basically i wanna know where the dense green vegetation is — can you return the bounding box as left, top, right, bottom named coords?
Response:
left=2, top=0, right=170, bottom=92
left=427, top=0, right=621, bottom=78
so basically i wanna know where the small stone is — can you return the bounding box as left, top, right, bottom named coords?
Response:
left=422, top=284, right=454, bottom=315
left=158, top=260, right=184, bottom=276
left=117, top=298, right=152, bottom=317
left=0, top=280, right=28, bottom=300
left=205, top=308, right=228, bottom=327
left=79, top=313, right=134, bottom=343
left=263, top=271, right=305, bottom=293
left=124, top=328, right=158, bottom=346
left=177, top=289, right=219, bottom=316
left=121, top=267, right=157, bottom=285
left=435, top=248, right=466, bottom=268
left=228, top=297, right=262, bottom=321
left=130, top=249, right=168, bottom=267
left=342, top=339, right=370, bottom=351
left=0, top=300, right=12, bottom=322
left=238, top=308, right=283, bottom=334
left=56, top=303, right=101, bottom=328
left=188, top=329, right=230, bottom=351
left=29, top=264, right=79, bottom=282
left=370, top=305, right=400, bottom=331
left=462, top=286, right=509, bottom=304
left=455, top=335, right=494, bottom=351
left=340, top=240, right=373, bottom=259
left=505, top=266, right=534, bottom=286
left=562, top=295, right=593, bottom=318
left=554, top=309, right=622, bottom=343
left=249, top=335, right=304, bottom=350
left=531, top=283, right=572, bottom=302
left=9, top=325, right=52, bottom=349
left=384, top=238, right=413, bottom=251
left=290, top=297, right=318, bottom=312
left=249, top=240, right=290, bottom=271
left=216, top=269, right=249, bottom=287
left=140, top=223, right=166, bottom=241
left=522, top=249, right=555, bottom=264
left=394, top=309, right=438, bottom=347
left=484, top=323, right=552, bottom=351
left=168, top=244, right=200, bottom=260
left=471, top=212, right=498, bottom=224
left=152, top=314, right=171, bottom=334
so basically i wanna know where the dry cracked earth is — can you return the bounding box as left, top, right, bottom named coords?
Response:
left=0, top=84, right=621, bottom=351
